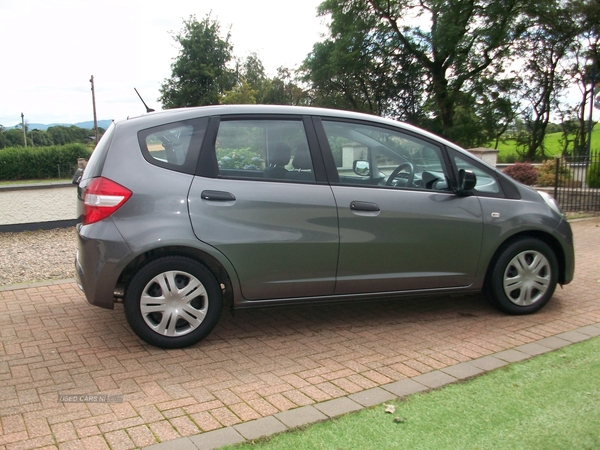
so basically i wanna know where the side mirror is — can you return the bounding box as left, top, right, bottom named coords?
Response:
left=353, top=160, right=370, bottom=176
left=456, top=169, right=476, bottom=195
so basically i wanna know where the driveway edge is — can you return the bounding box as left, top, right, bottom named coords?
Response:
left=142, top=322, right=600, bottom=450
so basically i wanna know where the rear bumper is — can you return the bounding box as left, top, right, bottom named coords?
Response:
left=75, top=221, right=133, bottom=309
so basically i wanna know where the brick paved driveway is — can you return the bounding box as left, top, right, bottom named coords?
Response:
left=1, top=217, right=599, bottom=450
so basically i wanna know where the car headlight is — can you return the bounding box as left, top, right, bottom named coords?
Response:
left=538, top=191, right=564, bottom=217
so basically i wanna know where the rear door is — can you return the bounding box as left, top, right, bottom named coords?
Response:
left=188, top=116, right=339, bottom=300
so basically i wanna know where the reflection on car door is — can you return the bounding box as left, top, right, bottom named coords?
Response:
left=332, top=186, right=483, bottom=294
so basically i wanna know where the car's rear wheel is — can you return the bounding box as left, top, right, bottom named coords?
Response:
left=485, top=238, right=558, bottom=314
left=124, top=256, right=222, bottom=348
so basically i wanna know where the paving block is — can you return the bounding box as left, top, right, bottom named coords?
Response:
left=535, top=336, right=572, bottom=350
left=382, top=378, right=428, bottom=398
left=143, top=437, right=197, bottom=450
left=514, top=342, right=554, bottom=356
left=348, top=387, right=397, bottom=407
left=314, top=397, right=363, bottom=418
left=576, top=325, right=600, bottom=337
left=412, top=370, right=457, bottom=389
left=233, top=416, right=287, bottom=441
left=469, top=355, right=507, bottom=371
left=441, top=362, right=484, bottom=380
left=189, top=427, right=245, bottom=450
left=274, top=405, right=328, bottom=429
left=555, top=330, right=590, bottom=343
left=494, top=349, right=531, bottom=363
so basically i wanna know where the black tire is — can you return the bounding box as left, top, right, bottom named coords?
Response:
left=485, top=238, right=558, bottom=315
left=124, top=256, right=222, bottom=348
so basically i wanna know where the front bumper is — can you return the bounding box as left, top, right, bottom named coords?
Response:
left=557, top=217, right=575, bottom=285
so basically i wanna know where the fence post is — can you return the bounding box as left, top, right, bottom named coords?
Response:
left=57, top=164, right=61, bottom=179
left=554, top=156, right=560, bottom=200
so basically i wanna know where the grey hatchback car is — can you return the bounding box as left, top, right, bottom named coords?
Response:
left=75, top=105, right=574, bottom=348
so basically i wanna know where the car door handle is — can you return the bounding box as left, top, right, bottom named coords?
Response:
left=201, top=190, right=236, bottom=201
left=350, top=201, right=380, bottom=212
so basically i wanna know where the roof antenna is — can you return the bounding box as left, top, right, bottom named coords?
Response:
left=134, top=88, right=155, bottom=113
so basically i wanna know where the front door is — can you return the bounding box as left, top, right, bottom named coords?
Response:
left=317, top=119, right=484, bottom=294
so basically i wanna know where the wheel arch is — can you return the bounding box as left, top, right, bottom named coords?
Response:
left=115, top=245, right=235, bottom=307
left=485, top=230, right=567, bottom=286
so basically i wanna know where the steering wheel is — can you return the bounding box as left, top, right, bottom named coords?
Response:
left=386, top=162, right=415, bottom=186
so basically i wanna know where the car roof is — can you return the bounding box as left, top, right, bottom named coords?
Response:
left=115, top=104, right=466, bottom=154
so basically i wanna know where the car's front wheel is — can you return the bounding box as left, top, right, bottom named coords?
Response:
left=124, top=257, right=222, bottom=348
left=485, top=238, right=558, bottom=315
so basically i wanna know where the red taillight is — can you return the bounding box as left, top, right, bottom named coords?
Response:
left=82, top=177, right=132, bottom=225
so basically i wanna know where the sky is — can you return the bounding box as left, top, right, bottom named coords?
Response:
left=0, top=0, right=328, bottom=127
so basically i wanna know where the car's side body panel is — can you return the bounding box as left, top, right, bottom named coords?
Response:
left=188, top=176, right=339, bottom=300
left=331, top=186, right=484, bottom=293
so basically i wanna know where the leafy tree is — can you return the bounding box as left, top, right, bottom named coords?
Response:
left=467, top=76, right=520, bottom=149
left=4, top=128, right=26, bottom=147
left=239, top=53, right=267, bottom=99
left=225, top=54, right=309, bottom=106
left=568, top=0, right=600, bottom=155
left=0, top=126, right=8, bottom=149
left=29, top=129, right=53, bottom=147
left=261, top=67, right=310, bottom=106
left=159, top=15, right=235, bottom=108
left=301, top=5, right=426, bottom=123
left=515, top=0, right=582, bottom=161
left=305, top=0, right=528, bottom=147
left=220, top=79, right=258, bottom=104
left=553, top=102, right=582, bottom=156
left=46, top=125, right=90, bottom=145
left=223, top=53, right=266, bottom=104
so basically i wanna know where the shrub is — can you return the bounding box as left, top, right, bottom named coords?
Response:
left=536, top=159, right=572, bottom=187
left=216, top=148, right=262, bottom=170
left=503, top=162, right=539, bottom=185
left=497, top=153, right=518, bottom=164
left=0, top=144, right=92, bottom=180
left=587, top=161, right=600, bottom=188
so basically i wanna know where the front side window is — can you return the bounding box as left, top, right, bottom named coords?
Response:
left=453, top=153, right=501, bottom=195
left=321, top=120, right=450, bottom=190
left=215, top=119, right=315, bottom=182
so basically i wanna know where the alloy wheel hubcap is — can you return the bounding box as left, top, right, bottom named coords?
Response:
left=503, top=250, right=551, bottom=306
left=140, top=270, right=208, bottom=336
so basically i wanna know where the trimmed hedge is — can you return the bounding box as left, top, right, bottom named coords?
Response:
left=0, top=144, right=92, bottom=180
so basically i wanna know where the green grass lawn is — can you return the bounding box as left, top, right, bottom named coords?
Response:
left=228, top=336, right=600, bottom=450
left=496, top=123, right=600, bottom=162
left=0, top=178, right=71, bottom=186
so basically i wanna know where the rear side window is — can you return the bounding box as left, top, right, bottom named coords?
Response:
left=215, top=119, right=316, bottom=182
left=138, top=118, right=208, bottom=174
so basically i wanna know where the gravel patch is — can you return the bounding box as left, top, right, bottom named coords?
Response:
left=0, top=227, right=77, bottom=286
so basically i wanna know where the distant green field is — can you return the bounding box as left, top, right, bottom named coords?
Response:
left=494, top=123, right=600, bottom=162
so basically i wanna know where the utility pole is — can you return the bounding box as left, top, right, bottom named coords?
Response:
left=21, top=112, right=26, bottom=147
left=90, top=75, right=98, bottom=145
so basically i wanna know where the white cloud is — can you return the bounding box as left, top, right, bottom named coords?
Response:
left=0, top=0, right=326, bottom=126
